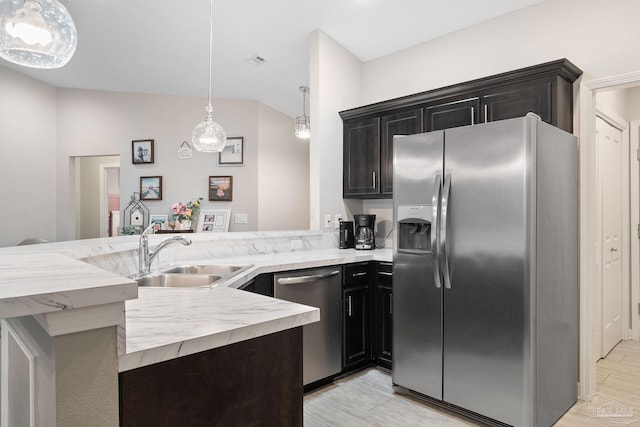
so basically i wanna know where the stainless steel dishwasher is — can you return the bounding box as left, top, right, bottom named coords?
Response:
left=274, top=266, right=342, bottom=386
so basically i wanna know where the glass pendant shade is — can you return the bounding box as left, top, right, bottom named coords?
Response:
left=295, top=115, right=310, bottom=139
left=0, top=0, right=77, bottom=69
left=295, top=86, right=310, bottom=139
left=192, top=104, right=227, bottom=152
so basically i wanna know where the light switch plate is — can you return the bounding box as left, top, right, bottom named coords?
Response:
left=234, top=213, right=248, bottom=224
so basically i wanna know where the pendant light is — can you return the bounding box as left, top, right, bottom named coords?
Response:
left=0, top=0, right=77, bottom=69
left=295, top=86, right=310, bottom=139
left=192, top=0, right=226, bottom=153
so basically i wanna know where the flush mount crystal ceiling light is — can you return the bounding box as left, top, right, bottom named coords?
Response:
left=0, top=0, right=77, bottom=69
left=295, top=86, right=310, bottom=139
left=192, top=0, right=226, bottom=153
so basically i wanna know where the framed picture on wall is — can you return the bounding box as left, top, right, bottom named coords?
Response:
left=140, top=176, right=162, bottom=200
left=208, top=176, right=233, bottom=201
left=196, top=209, right=231, bottom=232
left=218, top=137, right=244, bottom=166
left=132, top=139, right=155, bottom=164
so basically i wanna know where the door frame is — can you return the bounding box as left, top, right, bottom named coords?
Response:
left=99, top=163, right=120, bottom=238
left=594, top=109, right=630, bottom=360
left=579, top=70, right=640, bottom=399
left=631, top=119, right=640, bottom=343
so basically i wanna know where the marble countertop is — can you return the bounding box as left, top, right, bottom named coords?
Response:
left=121, top=247, right=392, bottom=371
left=0, top=252, right=138, bottom=318
left=0, top=230, right=392, bottom=372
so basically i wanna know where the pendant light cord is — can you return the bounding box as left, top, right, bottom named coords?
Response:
left=207, top=0, right=213, bottom=109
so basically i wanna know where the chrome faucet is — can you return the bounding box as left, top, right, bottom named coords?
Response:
left=138, top=224, right=192, bottom=275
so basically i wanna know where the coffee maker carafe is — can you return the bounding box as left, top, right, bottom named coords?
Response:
left=354, top=214, right=376, bottom=250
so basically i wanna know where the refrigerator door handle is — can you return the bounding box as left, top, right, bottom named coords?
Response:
left=441, top=174, right=452, bottom=289
left=432, top=174, right=442, bottom=289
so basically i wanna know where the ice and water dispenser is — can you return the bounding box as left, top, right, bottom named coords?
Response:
left=397, top=205, right=432, bottom=253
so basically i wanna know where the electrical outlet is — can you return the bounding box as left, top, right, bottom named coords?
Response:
left=324, top=214, right=333, bottom=228
left=290, top=239, right=303, bottom=250
left=234, top=213, right=248, bottom=224
left=334, top=214, right=343, bottom=229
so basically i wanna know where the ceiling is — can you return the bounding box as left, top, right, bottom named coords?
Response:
left=2, top=0, right=546, bottom=118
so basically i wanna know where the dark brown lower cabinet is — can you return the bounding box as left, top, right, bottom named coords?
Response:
left=119, top=327, right=303, bottom=427
left=373, top=262, right=393, bottom=369
left=342, top=263, right=372, bottom=372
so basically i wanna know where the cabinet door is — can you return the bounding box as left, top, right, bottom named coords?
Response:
left=373, top=262, right=393, bottom=369
left=380, top=109, right=423, bottom=196
left=343, top=286, right=371, bottom=369
left=424, top=97, right=480, bottom=132
left=343, top=117, right=380, bottom=197
left=343, top=263, right=371, bottom=371
left=481, top=78, right=552, bottom=124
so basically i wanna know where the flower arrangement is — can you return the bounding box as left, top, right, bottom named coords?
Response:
left=172, top=198, right=203, bottom=222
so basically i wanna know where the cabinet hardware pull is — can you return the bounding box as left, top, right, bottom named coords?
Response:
left=276, top=270, right=340, bottom=285
left=484, top=104, right=488, bottom=123
left=471, top=106, right=475, bottom=125
left=352, top=272, right=367, bottom=277
left=390, top=294, right=393, bottom=315
left=378, top=271, right=392, bottom=276
left=372, top=172, right=377, bottom=189
left=348, top=295, right=352, bottom=317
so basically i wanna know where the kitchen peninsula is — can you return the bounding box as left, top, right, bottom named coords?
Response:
left=0, top=230, right=391, bottom=426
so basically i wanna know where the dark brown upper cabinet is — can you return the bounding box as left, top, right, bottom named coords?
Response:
left=340, top=59, right=582, bottom=199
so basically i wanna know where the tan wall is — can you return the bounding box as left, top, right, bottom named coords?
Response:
left=55, top=327, right=119, bottom=427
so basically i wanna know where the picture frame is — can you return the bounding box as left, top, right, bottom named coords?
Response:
left=196, top=209, right=231, bottom=233
left=218, top=136, right=244, bottom=166
left=209, top=176, right=233, bottom=201
left=132, top=139, right=154, bottom=164
left=140, top=176, right=162, bottom=200
left=150, top=214, right=168, bottom=225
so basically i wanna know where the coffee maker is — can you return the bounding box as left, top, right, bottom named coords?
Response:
left=354, top=214, right=376, bottom=250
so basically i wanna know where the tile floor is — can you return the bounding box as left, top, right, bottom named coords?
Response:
left=304, top=340, right=640, bottom=426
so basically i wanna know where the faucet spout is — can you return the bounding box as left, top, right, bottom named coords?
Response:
left=138, top=224, right=192, bottom=275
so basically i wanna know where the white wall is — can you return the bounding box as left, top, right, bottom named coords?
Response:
left=597, top=89, right=628, bottom=119
left=362, top=0, right=640, bottom=106
left=0, top=66, right=57, bottom=247
left=626, top=87, right=640, bottom=120
left=309, top=30, right=365, bottom=230
left=311, top=0, right=640, bottom=231
left=257, top=104, right=310, bottom=230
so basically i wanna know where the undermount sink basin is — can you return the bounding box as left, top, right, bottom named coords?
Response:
left=135, top=273, right=221, bottom=288
left=133, top=264, right=252, bottom=288
left=162, top=264, right=247, bottom=275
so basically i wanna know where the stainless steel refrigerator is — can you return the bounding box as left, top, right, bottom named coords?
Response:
left=392, top=114, right=578, bottom=427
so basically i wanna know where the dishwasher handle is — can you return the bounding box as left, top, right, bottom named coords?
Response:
left=276, top=270, right=340, bottom=285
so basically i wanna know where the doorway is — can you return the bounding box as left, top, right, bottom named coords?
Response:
left=595, top=114, right=625, bottom=358
left=579, top=75, right=640, bottom=399
left=74, top=155, right=120, bottom=239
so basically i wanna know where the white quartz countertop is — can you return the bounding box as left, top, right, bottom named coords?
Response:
left=120, top=248, right=392, bottom=371
left=0, top=253, right=138, bottom=318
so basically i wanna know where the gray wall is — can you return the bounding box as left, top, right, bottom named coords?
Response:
left=0, top=65, right=309, bottom=246
left=0, top=67, right=57, bottom=247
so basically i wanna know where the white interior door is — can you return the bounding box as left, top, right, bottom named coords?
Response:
left=597, top=116, right=624, bottom=356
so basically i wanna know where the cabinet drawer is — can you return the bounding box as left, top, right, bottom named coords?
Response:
left=376, top=262, right=393, bottom=287
left=344, top=263, right=371, bottom=288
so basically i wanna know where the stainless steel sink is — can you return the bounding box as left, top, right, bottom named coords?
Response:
left=133, top=264, right=252, bottom=288
left=162, top=264, right=247, bottom=275
left=135, top=273, right=221, bottom=288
